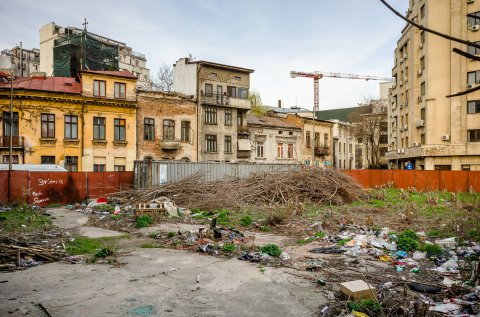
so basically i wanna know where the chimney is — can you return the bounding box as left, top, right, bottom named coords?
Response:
left=278, top=100, right=282, bottom=108
left=31, top=71, right=47, bottom=79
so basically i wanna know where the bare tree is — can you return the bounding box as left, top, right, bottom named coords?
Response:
left=349, top=98, right=388, bottom=169
left=248, top=90, right=266, bottom=116
left=152, top=63, right=174, bottom=92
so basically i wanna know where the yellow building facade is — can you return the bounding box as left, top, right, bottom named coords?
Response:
left=0, top=70, right=137, bottom=171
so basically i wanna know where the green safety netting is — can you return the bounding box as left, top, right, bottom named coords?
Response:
left=53, top=32, right=119, bottom=78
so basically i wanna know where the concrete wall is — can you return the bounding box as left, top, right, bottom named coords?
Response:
left=173, top=58, right=198, bottom=96
left=39, top=22, right=57, bottom=75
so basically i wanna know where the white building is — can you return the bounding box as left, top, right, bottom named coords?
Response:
left=0, top=46, right=40, bottom=77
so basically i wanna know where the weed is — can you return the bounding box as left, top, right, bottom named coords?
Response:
left=260, top=244, right=282, bottom=257
left=240, top=215, right=253, bottom=227
left=110, top=215, right=121, bottom=220
left=397, top=236, right=418, bottom=252
left=398, top=229, right=419, bottom=241
left=337, top=238, right=352, bottom=246
left=369, top=199, right=385, bottom=207
left=141, top=243, right=163, bottom=248
left=149, top=232, right=160, bottom=239
left=222, top=243, right=236, bottom=253
left=347, top=300, right=381, bottom=316
left=94, top=247, right=114, bottom=259
left=426, top=229, right=441, bottom=238
left=47, top=203, right=62, bottom=208
left=260, top=225, right=272, bottom=232
left=167, top=231, right=176, bottom=238
left=135, top=215, right=154, bottom=228
left=66, top=236, right=119, bottom=255
left=0, top=207, right=51, bottom=232
left=467, top=229, right=480, bottom=241
left=420, top=243, right=443, bottom=255
left=297, top=237, right=315, bottom=245
left=215, top=210, right=230, bottom=226
left=315, top=231, right=326, bottom=239
left=96, top=204, right=115, bottom=213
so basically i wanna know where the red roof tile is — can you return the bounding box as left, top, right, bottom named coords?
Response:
left=79, top=70, right=137, bottom=79
left=247, top=114, right=301, bottom=129
left=0, top=77, right=81, bottom=94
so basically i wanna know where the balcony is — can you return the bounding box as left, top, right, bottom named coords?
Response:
left=237, top=126, right=250, bottom=135
left=314, top=147, right=329, bottom=156
left=237, top=151, right=251, bottom=159
left=201, top=92, right=251, bottom=110
left=0, top=136, right=25, bottom=148
left=160, top=139, right=181, bottom=150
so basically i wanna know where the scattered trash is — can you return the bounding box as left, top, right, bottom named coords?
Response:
left=407, top=282, right=442, bottom=294
left=310, top=247, right=346, bottom=254
left=340, top=280, right=376, bottom=300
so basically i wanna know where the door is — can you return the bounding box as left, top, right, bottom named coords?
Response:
left=3, top=112, right=19, bottom=147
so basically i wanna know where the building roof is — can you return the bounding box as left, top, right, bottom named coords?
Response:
left=0, top=76, right=81, bottom=94
left=247, top=114, right=300, bottom=129
left=79, top=70, right=137, bottom=79
left=315, top=107, right=358, bottom=122
left=179, top=58, right=254, bottom=73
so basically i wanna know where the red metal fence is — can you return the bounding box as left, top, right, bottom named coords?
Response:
left=0, top=170, right=478, bottom=206
left=0, top=171, right=134, bottom=206
left=343, top=170, right=480, bottom=193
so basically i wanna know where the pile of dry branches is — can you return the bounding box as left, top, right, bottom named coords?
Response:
left=114, top=168, right=366, bottom=211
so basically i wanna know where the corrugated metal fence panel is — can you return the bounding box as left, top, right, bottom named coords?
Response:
left=134, top=161, right=302, bottom=188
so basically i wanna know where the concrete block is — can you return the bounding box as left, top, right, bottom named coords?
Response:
left=340, top=280, right=376, bottom=300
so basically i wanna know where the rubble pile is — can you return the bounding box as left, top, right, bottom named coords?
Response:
left=0, top=235, right=67, bottom=271
left=112, top=168, right=366, bottom=211
left=299, top=225, right=480, bottom=316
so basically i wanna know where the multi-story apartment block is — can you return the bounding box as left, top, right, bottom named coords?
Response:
left=39, top=22, right=151, bottom=89
left=173, top=57, right=254, bottom=162
left=137, top=91, right=197, bottom=161
left=247, top=114, right=302, bottom=164
left=0, top=45, right=40, bottom=77
left=387, top=0, right=480, bottom=171
left=0, top=70, right=137, bottom=171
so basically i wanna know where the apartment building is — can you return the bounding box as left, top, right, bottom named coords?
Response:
left=39, top=22, right=151, bottom=89
left=0, top=70, right=137, bottom=171
left=173, top=57, right=254, bottom=162
left=0, top=46, right=40, bottom=77
left=137, top=91, right=197, bottom=161
left=387, top=0, right=480, bottom=170
left=247, top=114, right=302, bottom=164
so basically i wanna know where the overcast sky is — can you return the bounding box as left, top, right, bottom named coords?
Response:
left=0, top=0, right=408, bottom=110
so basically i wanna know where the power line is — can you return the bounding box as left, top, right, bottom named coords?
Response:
left=379, top=0, right=480, bottom=50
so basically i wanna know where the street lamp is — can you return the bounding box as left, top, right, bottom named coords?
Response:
left=291, top=106, right=316, bottom=167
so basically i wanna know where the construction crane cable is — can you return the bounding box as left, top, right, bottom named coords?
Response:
left=379, top=0, right=480, bottom=50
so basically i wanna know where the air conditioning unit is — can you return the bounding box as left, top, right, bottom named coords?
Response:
left=419, top=43, right=423, bottom=49
left=470, top=24, right=480, bottom=31
left=401, top=148, right=405, bottom=153
left=418, top=69, right=422, bottom=76
left=441, top=135, right=450, bottom=141
left=418, top=96, right=423, bottom=102
left=467, top=84, right=475, bottom=89
left=416, top=120, right=425, bottom=128
left=411, top=142, right=419, bottom=147
left=400, top=126, right=405, bottom=132
left=404, top=125, right=408, bottom=130
left=468, top=0, right=475, bottom=4
left=403, top=53, right=408, bottom=59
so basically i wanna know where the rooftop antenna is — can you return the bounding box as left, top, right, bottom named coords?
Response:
left=82, top=18, right=88, bottom=31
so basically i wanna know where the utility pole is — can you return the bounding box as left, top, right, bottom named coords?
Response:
left=8, top=53, right=14, bottom=203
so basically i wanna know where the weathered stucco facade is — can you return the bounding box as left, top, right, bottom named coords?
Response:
left=0, top=70, right=137, bottom=171
left=283, top=114, right=334, bottom=168
left=173, top=57, right=254, bottom=162
left=136, top=91, right=197, bottom=161
left=388, top=0, right=480, bottom=170
left=247, top=114, right=302, bottom=164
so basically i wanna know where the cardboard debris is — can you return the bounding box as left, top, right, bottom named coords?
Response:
left=340, top=280, right=377, bottom=300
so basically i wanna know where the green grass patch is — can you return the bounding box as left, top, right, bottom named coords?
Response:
left=0, top=207, right=51, bottom=232
left=239, top=215, right=253, bottom=227
left=141, top=243, right=163, bottom=248
left=369, top=199, right=385, bottom=207
left=95, top=204, right=115, bottom=213
left=215, top=210, right=231, bottom=226
left=337, top=238, right=352, bottom=246
left=166, top=231, right=176, bottom=238
left=260, top=244, right=282, bottom=257
left=135, top=215, right=154, bottom=228
left=47, top=203, right=62, bottom=208
left=426, top=229, right=441, bottom=238
left=347, top=299, right=381, bottom=317
left=66, top=236, right=121, bottom=255
left=420, top=243, right=443, bottom=255
left=315, top=231, right=326, bottom=239
left=222, top=243, right=236, bottom=253
left=260, top=225, right=272, bottom=232
left=397, top=229, right=419, bottom=252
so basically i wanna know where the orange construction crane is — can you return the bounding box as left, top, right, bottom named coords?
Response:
left=290, top=71, right=393, bottom=112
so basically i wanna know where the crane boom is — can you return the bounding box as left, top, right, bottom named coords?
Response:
left=290, top=70, right=393, bottom=112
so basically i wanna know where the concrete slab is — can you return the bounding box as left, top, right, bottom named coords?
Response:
left=77, top=226, right=125, bottom=238
left=49, top=208, right=88, bottom=229
left=0, top=248, right=325, bottom=317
